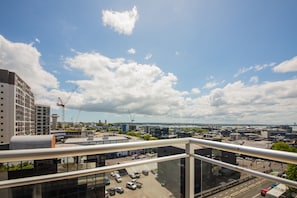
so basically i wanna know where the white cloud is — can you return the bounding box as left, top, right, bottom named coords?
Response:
left=0, top=35, right=59, bottom=105
left=145, top=53, right=152, bottom=60
left=2, top=35, right=297, bottom=124
left=191, top=88, right=201, bottom=95
left=249, top=76, right=259, bottom=84
left=234, top=62, right=276, bottom=77
left=203, top=76, right=224, bottom=89
left=203, top=81, right=219, bottom=89
left=102, top=6, right=139, bottom=35
left=181, top=79, right=297, bottom=124
left=273, top=56, right=297, bottom=73
left=127, top=48, right=136, bottom=54
left=64, top=52, right=185, bottom=115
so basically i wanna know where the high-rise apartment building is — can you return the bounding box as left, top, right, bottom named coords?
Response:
left=35, top=104, right=50, bottom=135
left=0, top=69, right=35, bottom=144
left=51, top=114, right=59, bottom=130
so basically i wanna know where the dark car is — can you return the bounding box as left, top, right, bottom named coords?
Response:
left=142, top=170, right=149, bottom=176
left=105, top=176, right=110, bottom=185
left=106, top=188, right=116, bottom=196
left=134, top=171, right=140, bottom=178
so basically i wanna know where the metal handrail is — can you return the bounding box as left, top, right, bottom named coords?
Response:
left=193, top=153, right=297, bottom=188
left=190, top=138, right=297, bottom=164
left=0, top=154, right=188, bottom=189
left=0, top=137, right=296, bottom=191
left=0, top=138, right=189, bottom=163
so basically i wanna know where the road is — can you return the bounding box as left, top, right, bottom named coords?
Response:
left=207, top=177, right=274, bottom=198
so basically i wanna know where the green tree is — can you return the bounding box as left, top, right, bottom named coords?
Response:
left=272, top=142, right=297, bottom=194
left=272, top=142, right=296, bottom=152
left=286, top=164, right=297, bottom=181
left=143, top=134, right=151, bottom=141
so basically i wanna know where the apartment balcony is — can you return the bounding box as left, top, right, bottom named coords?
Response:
left=0, top=138, right=296, bottom=198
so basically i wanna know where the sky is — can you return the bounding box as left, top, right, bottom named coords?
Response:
left=0, top=0, right=297, bottom=124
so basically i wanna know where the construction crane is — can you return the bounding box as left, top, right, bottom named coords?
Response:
left=57, top=86, right=78, bottom=129
left=128, top=110, right=135, bottom=123
left=57, top=97, right=66, bottom=129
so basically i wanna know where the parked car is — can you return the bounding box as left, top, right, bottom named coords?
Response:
left=115, top=174, right=122, bottom=183
left=129, top=173, right=137, bottom=179
left=105, top=190, right=109, bottom=198
left=106, top=188, right=116, bottom=196
left=261, top=188, right=269, bottom=196
left=105, top=176, right=110, bottom=185
left=126, top=181, right=137, bottom=190
left=142, top=170, right=149, bottom=176
left=134, top=171, right=141, bottom=178
left=110, top=171, right=119, bottom=177
left=115, top=187, right=124, bottom=194
left=131, top=179, right=143, bottom=189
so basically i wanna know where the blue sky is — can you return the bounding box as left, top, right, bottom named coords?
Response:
left=1, top=0, right=297, bottom=124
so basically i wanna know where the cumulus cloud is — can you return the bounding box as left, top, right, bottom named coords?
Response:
left=102, top=6, right=139, bottom=35
left=145, top=53, right=152, bottom=60
left=64, top=52, right=185, bottom=115
left=234, top=62, right=276, bottom=77
left=127, top=48, right=136, bottom=54
left=0, top=35, right=59, bottom=104
left=181, top=79, right=297, bottom=124
left=273, top=56, right=297, bottom=73
left=2, top=35, right=297, bottom=124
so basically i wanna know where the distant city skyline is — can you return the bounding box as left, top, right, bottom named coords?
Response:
left=1, top=1, right=297, bottom=124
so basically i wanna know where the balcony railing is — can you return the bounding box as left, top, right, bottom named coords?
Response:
left=0, top=137, right=296, bottom=198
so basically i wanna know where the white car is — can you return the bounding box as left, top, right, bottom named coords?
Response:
left=110, top=171, right=119, bottom=177
left=126, top=181, right=137, bottom=190
left=115, top=174, right=122, bottom=183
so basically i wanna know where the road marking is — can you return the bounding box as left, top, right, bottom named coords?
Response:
left=251, top=193, right=260, bottom=198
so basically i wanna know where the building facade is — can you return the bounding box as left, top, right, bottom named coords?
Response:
left=0, top=69, right=35, bottom=144
left=35, top=105, right=50, bottom=135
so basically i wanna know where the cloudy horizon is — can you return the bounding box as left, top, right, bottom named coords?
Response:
left=1, top=1, right=297, bottom=124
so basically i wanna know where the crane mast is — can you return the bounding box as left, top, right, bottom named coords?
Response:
left=57, top=97, right=65, bottom=129
left=56, top=86, right=78, bottom=129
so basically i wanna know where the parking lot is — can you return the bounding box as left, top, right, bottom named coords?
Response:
left=106, top=164, right=174, bottom=198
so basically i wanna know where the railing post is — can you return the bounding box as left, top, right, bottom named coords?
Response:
left=185, top=141, right=194, bottom=198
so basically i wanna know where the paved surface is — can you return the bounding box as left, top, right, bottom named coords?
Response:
left=107, top=169, right=174, bottom=198
left=106, top=156, right=175, bottom=198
